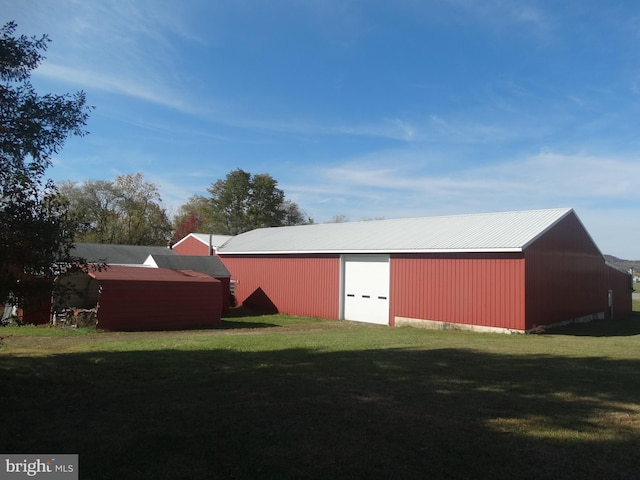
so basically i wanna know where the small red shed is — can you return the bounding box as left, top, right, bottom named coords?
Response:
left=93, top=266, right=222, bottom=331
left=59, top=266, right=222, bottom=331
left=216, top=208, right=632, bottom=332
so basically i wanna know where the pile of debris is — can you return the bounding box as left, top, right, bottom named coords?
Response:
left=53, top=308, right=97, bottom=328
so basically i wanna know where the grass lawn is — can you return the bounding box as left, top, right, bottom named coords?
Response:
left=1, top=312, right=640, bottom=479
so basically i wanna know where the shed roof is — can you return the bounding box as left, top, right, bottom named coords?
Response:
left=217, top=208, right=578, bottom=254
left=73, top=243, right=176, bottom=265
left=89, top=265, right=215, bottom=283
left=145, top=254, right=231, bottom=278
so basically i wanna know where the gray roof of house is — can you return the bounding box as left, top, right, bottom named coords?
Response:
left=146, top=254, right=231, bottom=278
left=217, top=208, right=582, bottom=254
left=72, top=243, right=176, bottom=265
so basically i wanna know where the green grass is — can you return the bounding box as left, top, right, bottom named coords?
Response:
left=2, top=314, right=640, bottom=479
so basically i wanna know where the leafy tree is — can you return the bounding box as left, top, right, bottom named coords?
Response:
left=202, top=169, right=311, bottom=235
left=247, top=173, right=285, bottom=228
left=172, top=194, right=215, bottom=237
left=0, top=22, right=92, bottom=308
left=171, top=213, right=203, bottom=244
left=114, top=173, right=171, bottom=245
left=60, top=173, right=172, bottom=246
left=59, top=179, right=119, bottom=243
left=281, top=200, right=311, bottom=226
left=208, top=169, right=253, bottom=235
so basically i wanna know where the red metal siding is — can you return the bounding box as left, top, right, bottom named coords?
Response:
left=220, top=255, right=341, bottom=319
left=172, top=236, right=211, bottom=256
left=20, top=295, right=52, bottom=325
left=91, top=267, right=222, bottom=331
left=605, top=264, right=633, bottom=319
left=524, top=212, right=606, bottom=329
left=216, top=276, right=231, bottom=313
left=14, top=278, right=54, bottom=325
left=390, top=253, right=526, bottom=330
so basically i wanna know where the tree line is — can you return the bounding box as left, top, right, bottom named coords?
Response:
left=60, top=169, right=312, bottom=247
left=0, top=21, right=310, bottom=311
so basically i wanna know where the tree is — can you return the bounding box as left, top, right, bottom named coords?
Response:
left=60, top=173, right=172, bottom=246
left=114, top=173, right=171, bottom=245
left=171, top=213, right=203, bottom=245
left=59, top=179, right=119, bottom=243
left=171, top=194, right=214, bottom=241
left=281, top=200, right=311, bottom=226
left=203, top=169, right=311, bottom=235
left=208, top=169, right=253, bottom=235
left=328, top=215, right=349, bottom=223
left=0, top=22, right=92, bottom=308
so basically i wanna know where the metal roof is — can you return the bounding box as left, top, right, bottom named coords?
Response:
left=145, top=254, right=231, bottom=278
left=89, top=265, right=217, bottom=283
left=72, top=243, right=176, bottom=265
left=217, top=208, right=576, bottom=254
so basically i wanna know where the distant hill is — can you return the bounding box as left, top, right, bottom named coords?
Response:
left=605, top=255, right=640, bottom=275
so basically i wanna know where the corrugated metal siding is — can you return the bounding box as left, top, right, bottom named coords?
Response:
left=215, top=209, right=626, bottom=331
left=216, top=276, right=232, bottom=313
left=220, top=255, right=341, bottom=319
left=19, top=279, right=53, bottom=325
left=172, top=237, right=211, bottom=256
left=21, top=297, right=52, bottom=325
left=524, top=212, right=606, bottom=329
left=390, top=253, right=526, bottom=330
left=91, top=267, right=222, bottom=331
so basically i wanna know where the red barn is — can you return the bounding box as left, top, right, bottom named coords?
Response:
left=58, top=266, right=222, bottom=331
left=171, top=233, right=233, bottom=256
left=216, top=208, right=632, bottom=332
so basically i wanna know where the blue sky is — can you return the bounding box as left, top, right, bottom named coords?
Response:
left=5, top=1, right=640, bottom=258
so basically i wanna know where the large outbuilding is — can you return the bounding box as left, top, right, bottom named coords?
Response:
left=215, top=208, right=632, bottom=332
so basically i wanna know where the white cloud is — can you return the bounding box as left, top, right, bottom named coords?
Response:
left=36, top=63, right=195, bottom=113
left=286, top=148, right=639, bottom=257
left=8, top=0, right=209, bottom=113
left=298, top=148, right=640, bottom=223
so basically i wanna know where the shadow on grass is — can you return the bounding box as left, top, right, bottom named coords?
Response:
left=544, top=312, right=640, bottom=337
left=219, top=319, right=279, bottom=329
left=1, top=347, right=639, bottom=480
left=222, top=305, right=277, bottom=319
left=220, top=306, right=281, bottom=329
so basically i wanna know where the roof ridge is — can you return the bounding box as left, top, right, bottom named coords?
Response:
left=218, top=208, right=579, bottom=255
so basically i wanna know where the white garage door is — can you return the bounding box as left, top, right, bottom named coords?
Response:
left=343, top=255, right=390, bottom=325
